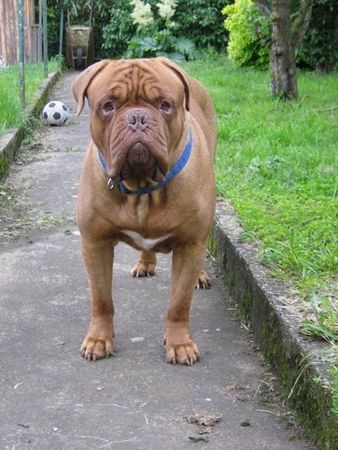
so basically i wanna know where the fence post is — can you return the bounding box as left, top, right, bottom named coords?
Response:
left=17, top=0, right=25, bottom=109
left=38, top=0, right=42, bottom=62
left=42, top=0, right=48, bottom=77
left=59, top=1, right=64, bottom=56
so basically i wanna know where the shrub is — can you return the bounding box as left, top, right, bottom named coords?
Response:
left=174, top=0, right=230, bottom=50
left=222, top=0, right=271, bottom=69
left=46, top=0, right=231, bottom=60
left=222, top=0, right=337, bottom=72
left=102, top=1, right=135, bottom=58
left=297, top=0, right=338, bottom=72
left=46, top=0, right=123, bottom=59
left=125, top=0, right=196, bottom=61
left=101, top=0, right=228, bottom=59
left=47, top=0, right=63, bottom=56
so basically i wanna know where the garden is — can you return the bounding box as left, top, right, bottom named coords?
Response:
left=51, top=0, right=337, bottom=355
left=1, top=0, right=337, bottom=428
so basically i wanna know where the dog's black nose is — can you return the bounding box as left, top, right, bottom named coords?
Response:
left=126, top=109, right=150, bottom=131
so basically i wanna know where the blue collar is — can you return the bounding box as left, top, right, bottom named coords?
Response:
left=96, top=131, right=193, bottom=195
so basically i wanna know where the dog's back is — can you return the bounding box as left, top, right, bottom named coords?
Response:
left=187, top=76, right=217, bottom=160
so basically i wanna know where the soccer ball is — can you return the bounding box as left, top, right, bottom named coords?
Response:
left=41, top=101, right=70, bottom=126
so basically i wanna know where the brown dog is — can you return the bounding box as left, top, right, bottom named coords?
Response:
left=72, top=57, right=216, bottom=365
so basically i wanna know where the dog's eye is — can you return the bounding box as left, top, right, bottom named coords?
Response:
left=159, top=100, right=171, bottom=112
left=102, top=101, right=115, bottom=113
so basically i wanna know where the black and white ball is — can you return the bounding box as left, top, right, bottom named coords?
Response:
left=41, top=101, right=70, bottom=126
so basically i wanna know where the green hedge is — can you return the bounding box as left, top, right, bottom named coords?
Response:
left=45, top=0, right=337, bottom=71
left=297, top=0, right=338, bottom=72
left=222, top=0, right=337, bottom=72
left=47, top=0, right=230, bottom=60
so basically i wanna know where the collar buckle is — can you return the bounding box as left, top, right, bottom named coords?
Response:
left=107, top=178, right=115, bottom=191
left=98, top=131, right=193, bottom=196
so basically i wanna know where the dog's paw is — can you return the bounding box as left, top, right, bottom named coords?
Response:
left=80, top=336, right=113, bottom=361
left=195, top=270, right=211, bottom=289
left=164, top=339, right=200, bottom=366
left=131, top=260, right=156, bottom=277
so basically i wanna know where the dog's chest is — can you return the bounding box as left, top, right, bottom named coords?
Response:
left=121, top=230, right=170, bottom=251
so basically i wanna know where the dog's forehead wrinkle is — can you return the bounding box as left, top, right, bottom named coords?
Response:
left=107, top=64, right=166, bottom=104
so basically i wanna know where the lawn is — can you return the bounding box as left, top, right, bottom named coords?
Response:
left=185, top=54, right=337, bottom=407
left=184, top=55, right=337, bottom=410
left=0, top=60, right=59, bottom=133
left=184, top=55, right=337, bottom=339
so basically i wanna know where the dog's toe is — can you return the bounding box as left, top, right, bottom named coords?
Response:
left=131, top=261, right=156, bottom=278
left=81, top=337, right=113, bottom=361
left=165, top=341, right=200, bottom=366
left=196, top=270, right=211, bottom=289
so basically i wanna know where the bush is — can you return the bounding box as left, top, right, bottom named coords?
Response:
left=46, top=1, right=231, bottom=60
left=174, top=0, right=230, bottom=50
left=222, top=0, right=271, bottom=69
left=297, top=0, right=338, bottom=72
left=124, top=0, right=196, bottom=61
left=101, top=0, right=229, bottom=59
left=46, top=0, right=120, bottom=60
left=102, top=1, right=135, bottom=58
left=222, top=0, right=337, bottom=72
left=47, top=0, right=63, bottom=57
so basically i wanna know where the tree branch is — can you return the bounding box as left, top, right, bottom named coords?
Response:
left=291, top=0, right=314, bottom=50
left=253, top=0, right=271, bottom=16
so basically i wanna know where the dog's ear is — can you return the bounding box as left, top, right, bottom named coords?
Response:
left=157, top=57, right=190, bottom=111
left=72, top=60, right=111, bottom=115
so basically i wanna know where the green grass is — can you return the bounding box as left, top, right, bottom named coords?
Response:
left=332, top=367, right=338, bottom=416
left=0, top=60, right=59, bottom=133
left=184, top=55, right=337, bottom=332
left=184, top=55, right=337, bottom=411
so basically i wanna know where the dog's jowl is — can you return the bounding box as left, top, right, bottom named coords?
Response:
left=72, top=57, right=216, bottom=365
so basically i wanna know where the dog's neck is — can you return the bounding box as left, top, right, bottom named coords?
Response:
left=96, top=130, right=193, bottom=196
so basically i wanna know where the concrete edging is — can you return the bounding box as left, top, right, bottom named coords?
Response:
left=0, top=70, right=61, bottom=176
left=210, top=199, right=337, bottom=449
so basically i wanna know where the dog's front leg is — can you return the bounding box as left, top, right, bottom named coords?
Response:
left=165, top=241, right=207, bottom=365
left=80, top=236, right=114, bottom=361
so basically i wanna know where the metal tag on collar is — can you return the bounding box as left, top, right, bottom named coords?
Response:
left=107, top=178, right=115, bottom=191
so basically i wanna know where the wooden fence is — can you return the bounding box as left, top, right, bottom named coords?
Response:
left=0, top=0, right=40, bottom=65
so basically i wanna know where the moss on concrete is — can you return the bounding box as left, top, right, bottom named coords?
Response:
left=210, top=206, right=338, bottom=449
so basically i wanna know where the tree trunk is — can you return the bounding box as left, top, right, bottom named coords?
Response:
left=270, top=0, right=297, bottom=99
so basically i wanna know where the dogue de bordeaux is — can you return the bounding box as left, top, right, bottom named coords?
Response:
left=72, top=57, right=216, bottom=365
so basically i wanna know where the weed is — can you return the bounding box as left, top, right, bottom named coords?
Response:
left=302, top=294, right=338, bottom=342
left=36, top=213, right=65, bottom=227
left=63, top=145, right=82, bottom=153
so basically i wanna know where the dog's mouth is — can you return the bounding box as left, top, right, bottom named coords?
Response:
left=119, top=142, right=165, bottom=183
left=107, top=132, right=169, bottom=185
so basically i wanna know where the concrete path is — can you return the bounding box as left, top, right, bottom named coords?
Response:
left=0, top=73, right=313, bottom=449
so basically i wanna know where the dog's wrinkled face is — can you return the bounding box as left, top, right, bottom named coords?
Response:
left=72, top=58, right=190, bottom=185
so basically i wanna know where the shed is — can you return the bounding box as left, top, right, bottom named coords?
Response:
left=0, top=0, right=40, bottom=65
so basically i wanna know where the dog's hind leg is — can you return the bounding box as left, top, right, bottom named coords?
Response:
left=131, top=251, right=157, bottom=277
left=196, top=270, right=211, bottom=289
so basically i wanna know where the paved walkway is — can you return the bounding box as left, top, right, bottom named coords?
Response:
left=0, top=73, right=313, bottom=449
